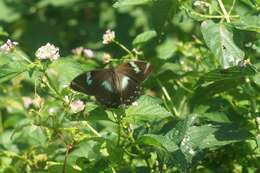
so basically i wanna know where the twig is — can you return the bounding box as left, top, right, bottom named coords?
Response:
left=156, top=79, right=179, bottom=116
left=217, top=0, right=230, bottom=23
left=85, top=121, right=101, bottom=137
left=113, top=40, right=135, bottom=58
left=228, top=0, right=237, bottom=16
left=112, top=111, right=122, bottom=146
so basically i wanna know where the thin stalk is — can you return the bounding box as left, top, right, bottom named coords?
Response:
left=62, top=145, right=70, bottom=173
left=217, top=0, right=230, bottom=23
left=14, top=50, right=33, bottom=64
left=112, top=111, right=122, bottom=146
left=0, top=111, right=2, bottom=133
left=228, top=0, right=237, bottom=16
left=85, top=121, right=101, bottom=137
left=156, top=79, right=179, bottom=116
left=113, top=40, right=134, bottom=58
left=175, top=80, right=194, bottom=94
left=42, top=71, right=63, bottom=101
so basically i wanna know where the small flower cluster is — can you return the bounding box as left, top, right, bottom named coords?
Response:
left=71, top=46, right=95, bottom=58
left=0, top=39, right=18, bottom=53
left=35, top=43, right=60, bottom=61
left=103, top=53, right=111, bottom=64
left=102, top=29, right=115, bottom=44
left=22, top=96, right=44, bottom=108
left=64, top=96, right=85, bottom=113
left=70, top=99, right=85, bottom=113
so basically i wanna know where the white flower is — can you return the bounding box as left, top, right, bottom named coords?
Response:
left=22, top=97, right=33, bottom=108
left=132, top=101, right=138, bottom=106
left=83, top=48, right=95, bottom=58
left=35, top=43, right=60, bottom=61
left=0, top=39, right=18, bottom=53
left=33, top=97, right=44, bottom=108
left=48, top=107, right=57, bottom=115
left=103, top=53, right=111, bottom=64
left=72, top=46, right=83, bottom=56
left=102, top=29, right=115, bottom=44
left=70, top=100, right=85, bottom=113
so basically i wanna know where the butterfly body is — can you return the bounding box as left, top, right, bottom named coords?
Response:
left=70, top=61, right=152, bottom=108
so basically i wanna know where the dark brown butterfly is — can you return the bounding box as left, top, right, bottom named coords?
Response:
left=70, top=61, right=153, bottom=108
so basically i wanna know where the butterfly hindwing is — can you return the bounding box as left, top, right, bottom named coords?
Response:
left=114, top=72, right=141, bottom=106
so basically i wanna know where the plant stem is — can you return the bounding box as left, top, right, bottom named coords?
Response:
left=113, top=40, right=134, bottom=58
left=217, top=0, right=230, bottom=23
left=14, top=50, right=33, bottom=64
left=111, top=111, right=122, bottom=145
left=85, top=121, right=101, bottom=137
left=62, top=145, right=70, bottom=173
left=228, top=0, right=237, bottom=15
left=0, top=111, right=3, bottom=133
left=156, top=79, right=179, bottom=116
left=42, top=71, right=63, bottom=101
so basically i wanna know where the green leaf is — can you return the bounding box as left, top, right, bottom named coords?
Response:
left=187, top=124, right=252, bottom=150
left=156, top=39, right=177, bottom=60
left=138, top=134, right=178, bottom=152
left=201, top=20, right=245, bottom=68
left=233, top=15, right=260, bottom=33
left=0, top=1, right=20, bottom=22
left=46, top=58, right=96, bottom=91
left=37, top=0, right=81, bottom=7
left=197, top=64, right=256, bottom=84
left=68, top=139, right=103, bottom=166
left=113, top=0, right=152, bottom=8
left=151, top=0, right=179, bottom=33
left=166, top=114, right=197, bottom=145
left=198, top=112, right=231, bottom=123
left=0, top=27, right=8, bottom=36
left=106, top=140, right=124, bottom=164
left=0, top=60, right=28, bottom=83
left=132, top=30, right=157, bottom=47
left=124, top=96, right=171, bottom=124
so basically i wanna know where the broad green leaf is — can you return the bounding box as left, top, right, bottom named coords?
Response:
left=166, top=114, right=197, bottom=145
left=0, top=60, right=28, bottom=83
left=12, top=125, right=47, bottom=146
left=0, top=1, right=20, bottom=22
left=187, top=124, right=252, bottom=150
left=47, top=58, right=96, bottom=91
left=106, top=140, right=124, bottom=164
left=156, top=39, right=177, bottom=60
left=201, top=20, right=245, bottom=68
left=192, top=64, right=256, bottom=103
left=0, top=27, right=8, bottom=36
left=138, top=134, right=178, bottom=152
left=124, top=96, right=171, bottom=124
left=67, top=139, right=103, bottom=166
left=132, top=30, right=157, bottom=47
left=197, top=64, right=256, bottom=85
left=198, top=112, right=231, bottom=123
left=113, top=0, right=152, bottom=8
left=151, top=0, right=179, bottom=33
left=233, top=15, right=260, bottom=33
left=37, top=0, right=81, bottom=7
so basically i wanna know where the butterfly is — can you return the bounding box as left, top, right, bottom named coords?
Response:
left=70, top=61, right=153, bottom=108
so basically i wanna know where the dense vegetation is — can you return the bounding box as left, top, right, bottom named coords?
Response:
left=0, top=0, right=259, bottom=172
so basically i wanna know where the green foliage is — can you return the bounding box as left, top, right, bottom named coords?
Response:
left=0, top=0, right=260, bottom=173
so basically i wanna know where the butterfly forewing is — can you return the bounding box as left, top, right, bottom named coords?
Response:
left=116, top=61, right=153, bottom=83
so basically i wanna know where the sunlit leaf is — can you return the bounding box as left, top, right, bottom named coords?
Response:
left=201, top=20, right=245, bottom=68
